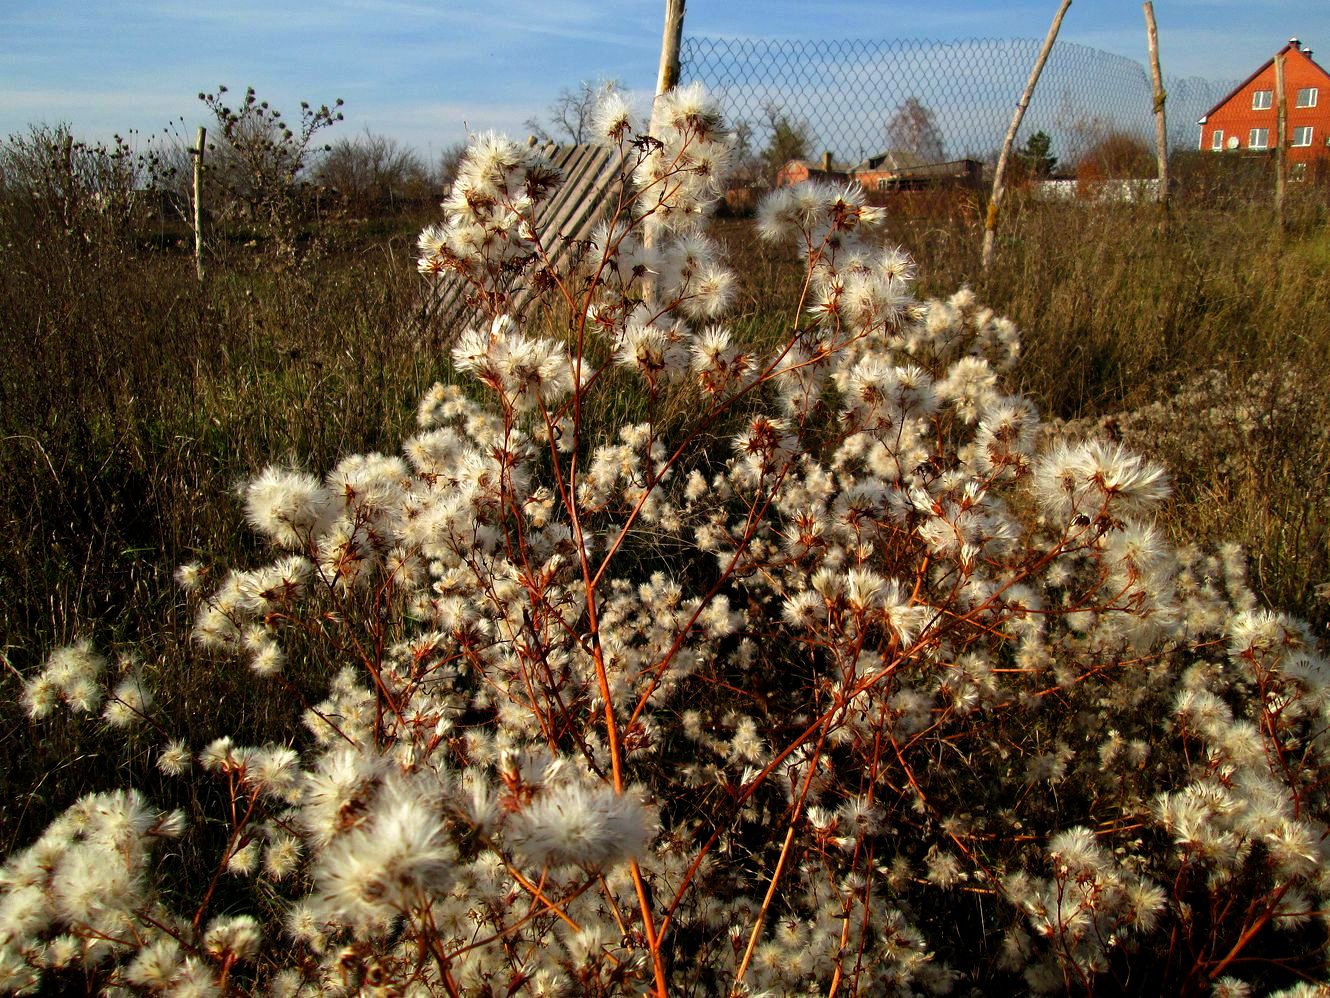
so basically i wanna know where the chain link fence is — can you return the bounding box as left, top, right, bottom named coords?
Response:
left=682, top=36, right=1234, bottom=170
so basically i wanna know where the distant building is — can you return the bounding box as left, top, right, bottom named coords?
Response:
left=774, top=149, right=980, bottom=193
left=774, top=152, right=849, bottom=188
left=851, top=152, right=982, bottom=193
left=1198, top=38, right=1330, bottom=171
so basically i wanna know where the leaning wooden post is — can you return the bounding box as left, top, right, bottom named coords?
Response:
left=1143, top=2, right=1169, bottom=209
left=1274, top=53, right=1287, bottom=226
left=982, top=0, right=1072, bottom=272
left=192, top=126, right=206, bottom=282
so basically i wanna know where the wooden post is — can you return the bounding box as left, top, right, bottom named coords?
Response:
left=1143, top=2, right=1169, bottom=209
left=192, top=126, right=206, bottom=282
left=645, top=0, right=686, bottom=307
left=982, top=0, right=1072, bottom=272
left=61, top=132, right=76, bottom=229
left=656, top=0, right=686, bottom=97
left=1274, top=54, right=1287, bottom=225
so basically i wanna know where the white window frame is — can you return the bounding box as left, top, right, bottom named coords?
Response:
left=1292, top=125, right=1314, bottom=147
left=1297, top=87, right=1319, bottom=109
left=1248, top=127, right=1270, bottom=149
left=1252, top=89, right=1273, bottom=110
left=1211, top=129, right=1225, bottom=150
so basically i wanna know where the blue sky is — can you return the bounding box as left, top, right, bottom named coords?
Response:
left=3, top=1, right=1328, bottom=160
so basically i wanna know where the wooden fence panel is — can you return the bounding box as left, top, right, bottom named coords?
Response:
left=414, top=143, right=624, bottom=341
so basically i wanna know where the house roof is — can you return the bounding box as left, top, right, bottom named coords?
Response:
left=1198, top=39, right=1330, bottom=122
left=854, top=149, right=931, bottom=172
left=850, top=153, right=981, bottom=178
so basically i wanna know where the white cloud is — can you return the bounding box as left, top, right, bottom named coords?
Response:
left=349, top=99, right=539, bottom=149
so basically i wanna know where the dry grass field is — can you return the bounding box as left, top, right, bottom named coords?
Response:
left=3, top=126, right=1330, bottom=991
left=4, top=170, right=1330, bottom=852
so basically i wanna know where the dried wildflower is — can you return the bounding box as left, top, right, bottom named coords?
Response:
left=243, top=466, right=333, bottom=549
left=505, top=781, right=653, bottom=869
left=156, top=740, right=191, bottom=777
left=23, top=641, right=106, bottom=719
left=8, top=90, right=1330, bottom=997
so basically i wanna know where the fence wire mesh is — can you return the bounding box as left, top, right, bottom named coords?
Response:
left=682, top=36, right=1234, bottom=170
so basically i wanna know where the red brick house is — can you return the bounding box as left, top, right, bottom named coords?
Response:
left=774, top=153, right=849, bottom=188
left=1198, top=38, right=1330, bottom=170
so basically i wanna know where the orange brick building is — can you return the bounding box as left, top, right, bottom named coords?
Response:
left=774, top=153, right=849, bottom=188
left=1198, top=38, right=1330, bottom=169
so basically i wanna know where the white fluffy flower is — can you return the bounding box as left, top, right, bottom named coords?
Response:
left=505, top=781, right=653, bottom=869
left=243, top=466, right=334, bottom=548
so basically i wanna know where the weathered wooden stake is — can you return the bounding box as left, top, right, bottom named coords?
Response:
left=645, top=0, right=686, bottom=307
left=61, top=133, right=77, bottom=229
left=1143, top=2, right=1169, bottom=209
left=192, top=126, right=206, bottom=282
left=656, top=0, right=686, bottom=97
left=982, top=0, right=1072, bottom=272
left=1274, top=54, right=1287, bottom=226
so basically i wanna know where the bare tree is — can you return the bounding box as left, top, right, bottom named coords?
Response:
left=885, top=96, right=945, bottom=163
left=525, top=79, right=622, bottom=145
left=314, top=131, right=430, bottom=213
left=436, top=142, right=467, bottom=192
left=725, top=119, right=763, bottom=186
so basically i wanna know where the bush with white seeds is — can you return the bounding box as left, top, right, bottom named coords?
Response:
left=6, top=87, right=1330, bottom=996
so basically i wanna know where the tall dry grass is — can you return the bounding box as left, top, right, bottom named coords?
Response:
left=0, top=212, right=443, bottom=849
left=715, top=178, right=1330, bottom=630
left=3, top=158, right=1329, bottom=857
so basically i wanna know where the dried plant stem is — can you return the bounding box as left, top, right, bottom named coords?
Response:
left=735, top=722, right=830, bottom=985
left=734, top=824, right=797, bottom=986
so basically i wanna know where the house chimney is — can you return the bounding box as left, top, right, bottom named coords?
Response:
left=821, top=151, right=833, bottom=172
left=1289, top=37, right=1301, bottom=51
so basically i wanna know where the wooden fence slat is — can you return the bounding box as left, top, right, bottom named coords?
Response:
left=416, top=143, right=622, bottom=340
